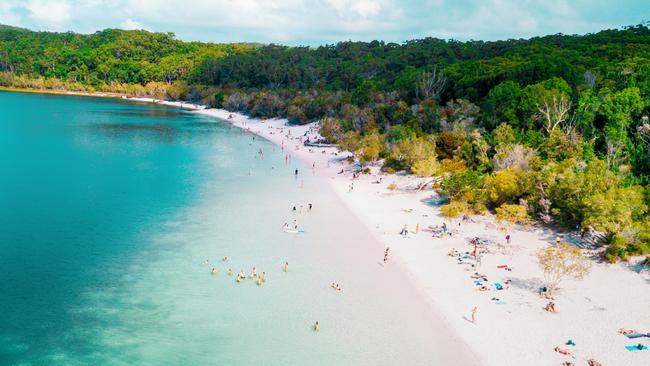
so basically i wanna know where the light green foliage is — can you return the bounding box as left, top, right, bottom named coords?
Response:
left=393, top=135, right=437, bottom=168
left=537, top=242, right=591, bottom=296
left=583, top=185, right=647, bottom=234
left=484, top=168, right=523, bottom=206
left=496, top=204, right=528, bottom=229
left=440, top=200, right=471, bottom=221
left=545, top=159, right=620, bottom=227
left=493, top=123, right=517, bottom=148
left=356, top=130, right=385, bottom=164
left=411, top=156, right=439, bottom=177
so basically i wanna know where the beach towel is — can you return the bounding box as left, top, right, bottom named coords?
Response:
left=494, top=301, right=507, bottom=305
left=625, top=345, right=648, bottom=351
left=495, top=283, right=503, bottom=290
left=497, top=265, right=508, bottom=268
left=624, top=333, right=650, bottom=339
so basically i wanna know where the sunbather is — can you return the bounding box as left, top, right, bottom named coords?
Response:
left=554, top=346, right=575, bottom=358
left=619, top=328, right=638, bottom=334
left=544, top=302, right=557, bottom=313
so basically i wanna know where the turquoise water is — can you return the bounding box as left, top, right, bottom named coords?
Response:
left=0, top=91, right=470, bottom=366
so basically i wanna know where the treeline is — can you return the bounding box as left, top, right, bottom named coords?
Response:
left=0, top=25, right=250, bottom=86
left=1, top=24, right=649, bottom=260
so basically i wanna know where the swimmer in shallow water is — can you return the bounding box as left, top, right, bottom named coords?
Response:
left=222, top=256, right=229, bottom=261
left=313, top=321, right=319, bottom=331
left=201, top=259, right=209, bottom=266
left=250, top=267, right=257, bottom=278
left=211, top=268, right=217, bottom=274
left=283, top=262, right=289, bottom=272
left=227, top=268, right=233, bottom=276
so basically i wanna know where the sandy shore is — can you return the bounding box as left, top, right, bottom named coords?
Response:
left=191, top=108, right=650, bottom=366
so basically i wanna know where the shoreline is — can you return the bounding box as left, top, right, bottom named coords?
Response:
left=3, top=88, right=650, bottom=365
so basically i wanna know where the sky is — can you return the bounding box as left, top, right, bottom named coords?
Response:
left=0, top=0, right=648, bottom=45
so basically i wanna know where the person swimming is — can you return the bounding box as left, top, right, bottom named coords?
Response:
left=227, top=268, right=233, bottom=276
left=201, top=259, right=209, bottom=266
left=222, top=256, right=229, bottom=261
left=250, top=267, right=257, bottom=278
left=211, top=268, right=217, bottom=274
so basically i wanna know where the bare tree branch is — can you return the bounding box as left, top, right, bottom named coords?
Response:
left=536, top=95, right=572, bottom=134
left=415, top=66, right=446, bottom=101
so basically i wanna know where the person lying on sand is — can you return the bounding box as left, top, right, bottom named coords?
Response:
left=618, top=328, right=639, bottom=334
left=554, top=346, right=575, bottom=358
left=562, top=362, right=575, bottom=366
left=544, top=302, right=557, bottom=313
left=587, top=359, right=603, bottom=366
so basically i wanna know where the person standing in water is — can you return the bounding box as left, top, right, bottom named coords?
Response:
left=295, top=169, right=298, bottom=176
left=283, top=262, right=289, bottom=272
left=313, top=321, right=319, bottom=331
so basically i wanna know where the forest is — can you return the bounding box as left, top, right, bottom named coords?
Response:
left=1, top=24, right=649, bottom=260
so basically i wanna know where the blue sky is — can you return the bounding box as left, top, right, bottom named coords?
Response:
left=0, top=0, right=648, bottom=45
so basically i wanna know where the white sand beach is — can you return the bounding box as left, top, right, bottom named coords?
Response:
left=188, top=106, right=648, bottom=365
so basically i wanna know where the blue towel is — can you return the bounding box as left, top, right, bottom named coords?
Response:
left=494, top=301, right=506, bottom=305
left=495, top=283, right=503, bottom=290
left=625, top=345, right=648, bottom=351
left=625, top=333, right=650, bottom=339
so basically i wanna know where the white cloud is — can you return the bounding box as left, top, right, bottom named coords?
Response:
left=120, top=18, right=145, bottom=30
left=25, top=0, right=72, bottom=29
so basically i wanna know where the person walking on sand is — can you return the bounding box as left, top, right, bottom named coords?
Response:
left=295, top=169, right=299, bottom=176
left=471, top=306, right=478, bottom=323
left=505, top=234, right=511, bottom=244
left=383, top=247, right=390, bottom=265
left=348, top=183, right=354, bottom=192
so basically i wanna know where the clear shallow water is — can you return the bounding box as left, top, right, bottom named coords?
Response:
left=0, top=91, right=469, bottom=366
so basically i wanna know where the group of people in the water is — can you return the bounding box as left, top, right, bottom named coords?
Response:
left=235, top=267, right=267, bottom=285
left=205, top=257, right=275, bottom=286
